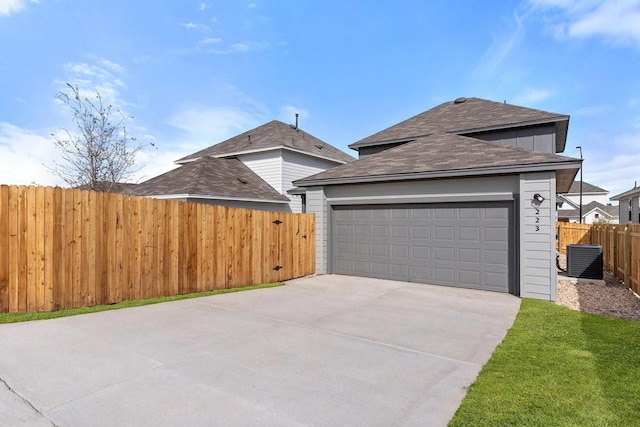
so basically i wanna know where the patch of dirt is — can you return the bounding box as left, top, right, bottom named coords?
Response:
left=556, top=254, right=640, bottom=321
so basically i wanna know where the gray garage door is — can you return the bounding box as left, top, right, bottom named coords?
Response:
left=331, top=202, right=514, bottom=293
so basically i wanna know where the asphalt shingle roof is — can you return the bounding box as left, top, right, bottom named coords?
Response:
left=350, top=97, right=569, bottom=151
left=558, top=201, right=619, bottom=219
left=177, top=120, right=355, bottom=164
left=129, top=157, right=289, bottom=202
left=295, top=133, right=580, bottom=191
left=566, top=181, right=608, bottom=194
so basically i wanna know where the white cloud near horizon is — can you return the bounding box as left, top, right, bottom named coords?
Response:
left=529, top=0, right=640, bottom=46
left=0, top=123, right=63, bottom=186
left=167, top=106, right=261, bottom=145
left=0, top=0, right=27, bottom=16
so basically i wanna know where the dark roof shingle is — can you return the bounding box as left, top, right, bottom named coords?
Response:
left=566, top=181, right=608, bottom=194
left=350, top=97, right=569, bottom=151
left=295, top=133, right=580, bottom=191
left=129, top=157, right=289, bottom=202
left=177, top=120, right=354, bottom=164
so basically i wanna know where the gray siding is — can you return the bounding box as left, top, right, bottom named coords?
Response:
left=325, top=175, right=519, bottom=202
left=618, top=196, right=640, bottom=224
left=519, top=172, right=557, bottom=300
left=466, top=124, right=557, bottom=154
left=306, top=187, right=328, bottom=273
left=358, top=142, right=406, bottom=158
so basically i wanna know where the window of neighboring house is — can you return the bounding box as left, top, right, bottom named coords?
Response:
left=595, top=213, right=599, bottom=219
left=630, top=200, right=633, bottom=221
left=301, top=194, right=306, bottom=213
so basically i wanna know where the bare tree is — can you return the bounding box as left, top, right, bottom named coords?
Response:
left=50, top=83, right=146, bottom=192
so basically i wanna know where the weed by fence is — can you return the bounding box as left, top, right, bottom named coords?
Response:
left=0, top=185, right=315, bottom=313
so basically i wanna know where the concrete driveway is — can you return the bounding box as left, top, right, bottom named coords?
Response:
left=0, top=275, right=520, bottom=427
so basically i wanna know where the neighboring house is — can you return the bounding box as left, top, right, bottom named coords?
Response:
left=557, top=181, right=619, bottom=224
left=610, top=184, right=640, bottom=224
left=294, top=97, right=581, bottom=301
left=130, top=120, right=354, bottom=212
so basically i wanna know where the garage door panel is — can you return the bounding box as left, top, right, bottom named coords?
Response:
left=332, top=202, right=513, bottom=293
left=434, top=226, right=455, bottom=240
left=459, top=248, right=481, bottom=263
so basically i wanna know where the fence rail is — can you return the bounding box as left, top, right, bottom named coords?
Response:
left=557, top=221, right=640, bottom=295
left=0, top=185, right=315, bottom=313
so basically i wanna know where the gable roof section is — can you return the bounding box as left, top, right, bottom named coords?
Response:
left=558, top=201, right=619, bottom=219
left=350, top=97, right=569, bottom=152
left=129, top=157, right=289, bottom=203
left=611, top=185, right=640, bottom=201
left=295, top=133, right=580, bottom=191
left=566, top=181, right=608, bottom=194
left=177, top=120, right=355, bottom=164
left=557, top=194, right=579, bottom=209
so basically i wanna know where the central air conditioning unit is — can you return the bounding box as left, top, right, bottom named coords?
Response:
left=566, top=244, right=603, bottom=280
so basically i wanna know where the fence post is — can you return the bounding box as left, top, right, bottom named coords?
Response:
left=613, top=226, right=618, bottom=279
left=624, top=226, right=631, bottom=288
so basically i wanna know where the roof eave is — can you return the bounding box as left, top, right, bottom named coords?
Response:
left=294, top=161, right=581, bottom=187
left=175, top=145, right=351, bottom=165
left=610, top=187, right=640, bottom=201
left=140, top=194, right=290, bottom=203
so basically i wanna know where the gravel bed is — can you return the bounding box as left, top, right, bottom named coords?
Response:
left=556, top=254, right=640, bottom=321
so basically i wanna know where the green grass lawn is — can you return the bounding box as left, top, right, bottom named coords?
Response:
left=0, top=282, right=283, bottom=324
left=450, top=299, right=640, bottom=427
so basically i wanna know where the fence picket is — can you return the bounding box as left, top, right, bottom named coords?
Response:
left=0, top=185, right=315, bottom=313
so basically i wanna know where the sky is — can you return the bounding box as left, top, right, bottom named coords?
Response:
left=1, top=0, right=639, bottom=201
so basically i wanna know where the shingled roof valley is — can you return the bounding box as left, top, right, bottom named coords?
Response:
left=129, top=157, right=289, bottom=202
left=350, top=97, right=569, bottom=150
left=177, top=120, right=355, bottom=164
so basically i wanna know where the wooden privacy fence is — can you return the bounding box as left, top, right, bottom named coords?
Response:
left=591, top=224, right=640, bottom=295
left=556, top=222, right=591, bottom=254
left=0, top=185, right=315, bottom=313
left=556, top=222, right=640, bottom=295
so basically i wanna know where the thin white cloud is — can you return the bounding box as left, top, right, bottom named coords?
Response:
left=476, top=12, right=525, bottom=75
left=207, top=40, right=269, bottom=54
left=248, top=2, right=257, bottom=8
left=0, top=0, right=25, bottom=16
left=199, top=3, right=210, bottom=11
left=58, top=58, right=128, bottom=108
left=0, top=123, right=63, bottom=186
left=573, top=104, right=611, bottom=117
left=279, top=105, right=309, bottom=126
left=167, top=106, right=261, bottom=144
left=578, top=130, right=640, bottom=199
left=529, top=0, right=640, bottom=46
left=514, top=88, right=555, bottom=104
left=181, top=22, right=210, bottom=31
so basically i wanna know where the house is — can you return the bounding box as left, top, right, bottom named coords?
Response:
left=294, top=97, right=581, bottom=301
left=130, top=120, right=354, bottom=212
left=557, top=181, right=619, bottom=223
left=610, top=184, right=640, bottom=223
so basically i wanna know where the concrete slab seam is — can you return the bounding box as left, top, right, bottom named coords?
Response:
left=1, top=376, right=57, bottom=427
left=195, top=299, right=480, bottom=367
